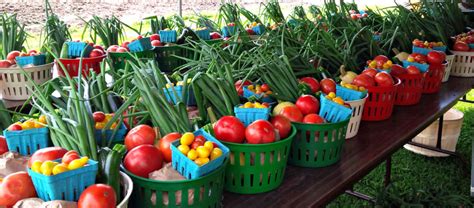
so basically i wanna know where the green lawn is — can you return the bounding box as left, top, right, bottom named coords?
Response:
left=329, top=89, right=474, bottom=207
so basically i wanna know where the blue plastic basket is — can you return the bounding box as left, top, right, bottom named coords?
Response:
left=67, top=42, right=93, bottom=58
left=27, top=159, right=98, bottom=201
left=234, top=105, right=270, bottom=126
left=128, top=37, right=153, bottom=52
left=373, top=34, right=381, bottom=41
left=95, top=123, right=128, bottom=145
left=163, top=85, right=197, bottom=106
left=412, top=46, right=447, bottom=55
left=3, top=128, right=50, bottom=155
left=242, top=86, right=274, bottom=103
left=402, top=60, right=429, bottom=73
left=15, top=54, right=46, bottom=67
left=170, top=129, right=229, bottom=179
left=469, top=43, right=474, bottom=49
left=195, top=29, right=211, bottom=40
left=252, top=24, right=265, bottom=35
left=319, top=94, right=353, bottom=123
left=159, top=30, right=177, bottom=43
left=221, top=26, right=236, bottom=37
left=336, top=85, right=367, bottom=101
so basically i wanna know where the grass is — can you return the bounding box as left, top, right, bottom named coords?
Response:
left=329, top=89, right=474, bottom=207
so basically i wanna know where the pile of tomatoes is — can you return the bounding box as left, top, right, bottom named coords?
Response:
left=0, top=50, right=44, bottom=68
left=93, top=112, right=119, bottom=130
left=175, top=133, right=223, bottom=166
left=366, top=55, right=393, bottom=70
left=239, top=101, right=270, bottom=109
left=246, top=84, right=273, bottom=97
left=452, top=31, right=474, bottom=51
left=30, top=150, right=89, bottom=176
left=412, top=39, right=444, bottom=49
left=7, top=115, right=47, bottom=131
left=407, top=51, right=446, bottom=65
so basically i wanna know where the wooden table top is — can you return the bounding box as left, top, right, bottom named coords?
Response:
left=223, top=77, right=474, bottom=207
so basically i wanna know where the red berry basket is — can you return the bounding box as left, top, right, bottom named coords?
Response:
left=422, top=63, right=446, bottom=94
left=55, top=55, right=106, bottom=77
left=362, top=78, right=401, bottom=121
left=394, top=73, right=424, bottom=106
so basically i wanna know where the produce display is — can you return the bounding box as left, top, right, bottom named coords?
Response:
left=6, top=115, right=46, bottom=131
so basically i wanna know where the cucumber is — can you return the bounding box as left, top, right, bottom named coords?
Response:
left=60, top=42, right=69, bottom=59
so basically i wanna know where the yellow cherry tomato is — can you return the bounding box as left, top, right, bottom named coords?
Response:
left=38, top=115, right=47, bottom=125
left=196, top=146, right=211, bottom=158
left=265, top=90, right=273, bottom=95
left=180, top=133, right=195, bottom=146
left=21, top=119, right=35, bottom=130
left=178, top=145, right=190, bottom=155
left=68, top=157, right=89, bottom=170
left=407, top=57, right=415, bottom=62
left=247, top=85, right=254, bottom=90
left=34, top=121, right=44, bottom=129
left=52, top=164, right=69, bottom=175
left=340, top=81, right=347, bottom=85
left=358, top=86, right=366, bottom=92
left=194, top=158, right=210, bottom=166
left=110, top=122, right=118, bottom=130
left=95, top=122, right=106, bottom=129
left=203, top=141, right=214, bottom=152
left=31, top=160, right=43, bottom=173
left=243, top=102, right=254, bottom=108
left=187, top=149, right=198, bottom=160
left=210, top=148, right=223, bottom=161
left=328, top=92, right=336, bottom=99
left=40, top=161, right=58, bottom=176
left=105, top=114, right=113, bottom=122
left=386, top=60, right=393, bottom=66
left=333, top=97, right=345, bottom=105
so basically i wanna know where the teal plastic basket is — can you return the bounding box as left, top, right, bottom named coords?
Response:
left=67, top=42, right=93, bottom=58
left=159, top=30, right=177, bottom=43
left=242, top=86, right=274, bottom=103
left=402, top=60, right=429, bottom=73
left=128, top=37, right=153, bottom=52
left=222, top=26, right=236, bottom=37
left=15, top=55, right=46, bottom=66
left=163, top=85, right=197, bottom=106
left=336, top=85, right=367, bottom=101
left=234, top=105, right=270, bottom=126
left=195, top=29, right=210, bottom=40
left=3, top=128, right=50, bottom=155
left=252, top=24, right=265, bottom=35
left=27, top=159, right=98, bottom=201
left=95, top=123, right=128, bottom=145
left=319, top=94, right=353, bottom=123
left=412, top=46, right=447, bottom=55
left=170, top=129, right=229, bottom=179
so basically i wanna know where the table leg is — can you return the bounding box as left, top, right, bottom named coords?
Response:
left=460, top=94, right=474, bottom=104
left=385, top=157, right=392, bottom=187
left=436, top=115, right=444, bottom=149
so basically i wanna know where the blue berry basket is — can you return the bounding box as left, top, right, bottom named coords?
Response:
left=128, top=37, right=153, bottom=53
left=221, top=26, right=236, bottom=37
left=319, top=94, right=353, bottom=123
left=336, top=85, right=367, bottom=101
left=402, top=60, right=429, bottom=73
left=3, top=128, right=50, bottom=155
left=469, top=43, right=474, bottom=49
left=159, top=30, right=177, bottom=43
left=15, top=54, right=46, bottom=67
left=234, top=105, right=270, bottom=126
left=373, top=34, right=381, bottom=41
left=27, top=159, right=98, bottom=201
left=67, top=42, right=93, bottom=58
left=252, top=24, right=265, bottom=35
left=170, top=129, right=230, bottom=179
left=163, top=85, right=197, bottom=106
left=412, top=46, right=447, bottom=55
left=242, top=86, right=274, bottom=103
left=195, top=28, right=211, bottom=40
left=95, top=123, right=128, bottom=145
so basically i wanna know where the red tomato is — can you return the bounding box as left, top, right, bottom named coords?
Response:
left=0, top=172, right=37, bottom=207
left=124, top=125, right=156, bottom=151
left=191, top=140, right=204, bottom=149
left=89, top=49, right=104, bottom=58
left=453, top=41, right=469, bottom=51
left=390, top=64, right=406, bottom=76
left=299, top=77, right=320, bottom=93
left=320, top=78, right=336, bottom=95
left=234, top=80, right=252, bottom=96
left=280, top=106, right=304, bottom=122
left=93, top=45, right=105, bottom=53
left=352, top=74, right=376, bottom=88
left=270, top=115, right=292, bottom=139
left=93, top=111, right=106, bottom=122
left=137, top=35, right=143, bottom=40
left=261, top=84, right=270, bottom=92
left=116, top=47, right=128, bottom=52
left=107, top=45, right=119, bottom=52
left=374, top=72, right=394, bottom=87
left=8, top=124, right=22, bottom=131
left=27, top=49, right=38, bottom=56
left=124, top=144, right=163, bottom=178
left=374, top=55, right=389, bottom=68
left=0, top=135, right=8, bottom=155
left=151, top=40, right=163, bottom=47
left=245, top=120, right=276, bottom=144
left=362, top=68, right=377, bottom=78
left=150, top=34, right=160, bottom=41
left=28, top=147, right=68, bottom=167
left=413, top=53, right=427, bottom=63
left=157, top=132, right=181, bottom=162
left=303, top=114, right=325, bottom=124
left=295, top=95, right=320, bottom=115
left=246, top=28, right=255, bottom=35
left=406, top=65, right=421, bottom=74
left=210, top=32, right=222, bottom=39
left=121, top=41, right=130, bottom=48
left=194, top=135, right=206, bottom=143
left=62, top=150, right=80, bottom=165
left=78, top=184, right=116, bottom=208
left=426, top=51, right=446, bottom=65
left=213, top=116, right=246, bottom=143
left=6, top=51, right=20, bottom=63
left=0, top=60, right=12, bottom=68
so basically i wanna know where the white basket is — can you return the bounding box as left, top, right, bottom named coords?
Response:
left=442, top=55, right=455, bottom=82
left=0, top=63, right=53, bottom=100
left=344, top=95, right=367, bottom=139
left=404, top=108, right=464, bottom=157
left=449, top=50, right=474, bottom=77
left=117, top=171, right=134, bottom=208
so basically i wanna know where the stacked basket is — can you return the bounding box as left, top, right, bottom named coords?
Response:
left=0, top=63, right=53, bottom=100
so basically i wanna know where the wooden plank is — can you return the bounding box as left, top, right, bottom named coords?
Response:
left=223, top=77, right=474, bottom=207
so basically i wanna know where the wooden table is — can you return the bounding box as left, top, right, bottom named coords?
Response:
left=223, top=77, right=474, bottom=207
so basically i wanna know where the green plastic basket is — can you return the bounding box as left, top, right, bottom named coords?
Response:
left=123, top=161, right=227, bottom=208
left=153, top=45, right=185, bottom=72
left=288, top=119, right=349, bottom=168
left=108, top=51, right=155, bottom=70
left=221, top=126, right=295, bottom=194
